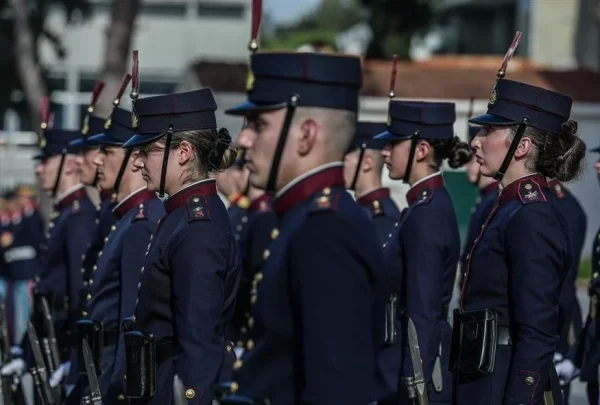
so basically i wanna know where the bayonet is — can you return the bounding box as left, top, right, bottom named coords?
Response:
left=27, top=321, right=54, bottom=405
left=82, top=339, right=103, bottom=405
left=40, top=297, right=61, bottom=372
left=405, top=317, right=428, bottom=405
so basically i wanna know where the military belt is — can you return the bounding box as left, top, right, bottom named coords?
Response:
left=497, top=326, right=512, bottom=346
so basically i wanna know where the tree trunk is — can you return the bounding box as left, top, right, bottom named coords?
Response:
left=9, top=0, right=47, bottom=135
left=96, top=0, right=141, bottom=117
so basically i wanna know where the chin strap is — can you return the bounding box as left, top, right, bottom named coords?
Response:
left=494, top=117, right=529, bottom=181
left=158, top=126, right=173, bottom=198
left=266, top=94, right=299, bottom=193
left=403, top=131, right=420, bottom=184
left=112, top=149, right=134, bottom=201
left=52, top=151, right=67, bottom=198
left=350, top=145, right=366, bottom=191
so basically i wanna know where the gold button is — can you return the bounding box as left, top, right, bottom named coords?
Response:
left=93, top=265, right=97, bottom=271
left=323, top=187, right=331, bottom=195
left=525, top=376, right=535, bottom=385
left=242, top=216, right=248, bottom=223
left=138, top=282, right=141, bottom=288
left=248, top=317, right=254, bottom=328
left=271, top=228, right=279, bottom=239
left=233, top=359, right=243, bottom=370
left=246, top=340, right=255, bottom=350
left=98, top=251, right=103, bottom=257
left=123, top=374, right=126, bottom=380
left=81, top=268, right=85, bottom=274
left=255, top=272, right=263, bottom=282
left=226, top=344, right=232, bottom=353
left=87, top=294, right=91, bottom=300
left=250, top=295, right=257, bottom=305
left=263, top=249, right=270, bottom=260
left=230, top=382, right=239, bottom=393
left=594, top=272, right=599, bottom=278
left=82, top=311, right=87, bottom=316
left=104, top=237, right=109, bottom=243
left=89, top=279, right=93, bottom=285
left=111, top=225, right=116, bottom=231
left=117, top=394, right=125, bottom=400
left=236, top=225, right=243, bottom=231
left=83, top=281, right=88, bottom=287
left=185, top=389, right=195, bottom=399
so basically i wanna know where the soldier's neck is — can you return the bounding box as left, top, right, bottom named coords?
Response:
left=478, top=175, right=496, bottom=190
left=499, top=164, right=533, bottom=188
left=117, top=175, right=148, bottom=202
left=56, top=175, right=81, bottom=197
left=354, top=175, right=383, bottom=199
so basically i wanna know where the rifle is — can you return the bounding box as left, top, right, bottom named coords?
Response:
left=27, top=321, right=55, bottom=405
left=81, top=339, right=103, bottom=405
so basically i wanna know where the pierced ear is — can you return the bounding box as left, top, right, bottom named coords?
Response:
left=297, top=118, right=318, bottom=156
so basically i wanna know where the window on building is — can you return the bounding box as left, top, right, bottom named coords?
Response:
left=197, top=2, right=245, bottom=19
left=142, top=4, right=187, bottom=17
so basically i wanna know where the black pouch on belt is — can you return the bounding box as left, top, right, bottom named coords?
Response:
left=76, top=319, right=103, bottom=374
left=124, top=331, right=156, bottom=399
left=449, top=308, right=498, bottom=377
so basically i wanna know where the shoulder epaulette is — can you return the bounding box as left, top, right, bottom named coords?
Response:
left=370, top=200, right=384, bottom=217
left=308, top=188, right=340, bottom=215
left=518, top=179, right=547, bottom=205
left=131, top=203, right=151, bottom=222
left=186, top=195, right=211, bottom=222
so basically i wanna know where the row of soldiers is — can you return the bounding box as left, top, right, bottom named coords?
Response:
left=0, top=12, right=598, bottom=405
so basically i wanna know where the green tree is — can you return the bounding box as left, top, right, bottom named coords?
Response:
left=0, top=0, right=89, bottom=130
left=361, top=0, right=431, bottom=59
left=264, top=0, right=366, bottom=51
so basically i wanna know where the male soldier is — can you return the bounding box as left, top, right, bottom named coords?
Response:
left=219, top=52, right=387, bottom=404
left=343, top=121, right=400, bottom=244
left=226, top=163, right=278, bottom=356
left=0, top=189, right=43, bottom=345
left=65, top=106, right=164, bottom=403
left=215, top=161, right=251, bottom=241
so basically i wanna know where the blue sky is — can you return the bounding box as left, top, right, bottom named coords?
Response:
left=264, top=0, right=321, bottom=23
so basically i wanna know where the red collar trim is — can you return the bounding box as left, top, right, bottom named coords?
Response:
left=248, top=194, right=272, bottom=213
left=100, top=189, right=114, bottom=202
left=547, top=178, right=566, bottom=199
left=356, top=188, right=391, bottom=206
left=406, top=174, right=444, bottom=206
left=55, top=187, right=88, bottom=210
left=112, top=189, right=157, bottom=220
left=273, top=166, right=345, bottom=217
left=499, top=173, right=548, bottom=205
left=165, top=180, right=217, bottom=214
left=481, top=181, right=500, bottom=197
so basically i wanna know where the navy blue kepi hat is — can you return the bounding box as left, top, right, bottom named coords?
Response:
left=469, top=79, right=572, bottom=135
left=123, top=89, right=217, bottom=149
left=68, top=115, right=106, bottom=148
left=375, top=101, right=456, bottom=141
left=88, top=107, right=135, bottom=146
left=349, top=122, right=388, bottom=152
left=225, top=52, right=362, bottom=115
left=38, top=129, right=84, bottom=159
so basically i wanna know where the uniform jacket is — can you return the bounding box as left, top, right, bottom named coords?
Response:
left=130, top=179, right=240, bottom=405
left=1, top=206, right=44, bottom=281
left=356, top=187, right=401, bottom=246
left=373, top=172, right=458, bottom=403
left=457, top=173, right=572, bottom=405
left=231, top=164, right=388, bottom=405
left=230, top=194, right=278, bottom=348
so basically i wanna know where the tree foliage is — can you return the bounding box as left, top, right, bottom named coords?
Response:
left=361, top=0, right=432, bottom=59
left=0, top=0, right=89, bottom=125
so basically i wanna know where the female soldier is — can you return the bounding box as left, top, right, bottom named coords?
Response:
left=372, top=101, right=472, bottom=404
left=121, top=85, right=240, bottom=405
left=455, top=78, right=586, bottom=405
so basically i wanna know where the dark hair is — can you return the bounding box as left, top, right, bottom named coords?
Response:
left=428, top=136, right=473, bottom=169
left=510, top=120, right=586, bottom=182
left=169, top=128, right=236, bottom=183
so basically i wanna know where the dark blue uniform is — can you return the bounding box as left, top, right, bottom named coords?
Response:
left=356, top=188, right=401, bottom=245
left=228, top=165, right=385, bottom=405
left=228, top=194, right=251, bottom=242
left=373, top=173, right=459, bottom=403
left=457, top=174, right=571, bottom=405
left=230, top=194, right=278, bottom=348
left=79, top=189, right=163, bottom=401
left=130, top=180, right=239, bottom=405
left=1, top=208, right=43, bottom=282
left=37, top=186, right=97, bottom=359
left=460, top=181, right=499, bottom=271
left=546, top=179, right=586, bottom=362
